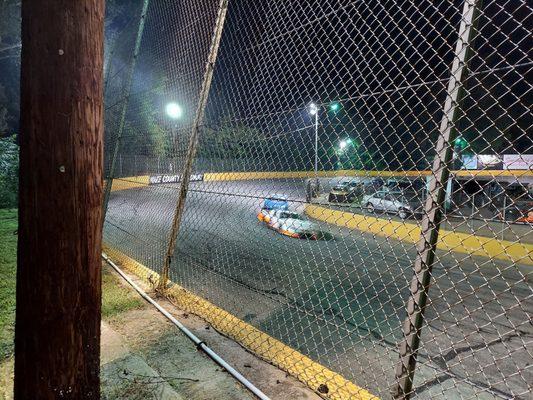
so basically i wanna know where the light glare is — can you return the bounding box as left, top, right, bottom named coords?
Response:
left=166, top=102, right=183, bottom=119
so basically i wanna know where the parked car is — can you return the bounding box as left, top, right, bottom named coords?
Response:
left=362, top=190, right=416, bottom=219
left=258, top=209, right=326, bottom=239
left=501, top=184, right=533, bottom=223
left=263, top=194, right=289, bottom=210
left=328, top=180, right=363, bottom=203
left=505, top=198, right=533, bottom=223
left=385, top=179, right=413, bottom=192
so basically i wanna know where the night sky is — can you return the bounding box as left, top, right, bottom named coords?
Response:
left=100, top=0, right=532, bottom=172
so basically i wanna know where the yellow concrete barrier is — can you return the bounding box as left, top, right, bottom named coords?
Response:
left=204, top=171, right=316, bottom=180
left=103, top=244, right=379, bottom=400
left=305, top=205, right=533, bottom=266
left=203, top=169, right=532, bottom=181
left=110, top=175, right=150, bottom=192
left=111, top=169, right=532, bottom=189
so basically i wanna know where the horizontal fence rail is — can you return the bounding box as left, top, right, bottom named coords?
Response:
left=102, top=0, right=533, bottom=398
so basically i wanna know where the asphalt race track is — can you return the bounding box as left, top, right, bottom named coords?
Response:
left=105, top=178, right=533, bottom=399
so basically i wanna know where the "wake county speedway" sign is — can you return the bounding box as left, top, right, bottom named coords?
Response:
left=149, top=174, right=204, bottom=185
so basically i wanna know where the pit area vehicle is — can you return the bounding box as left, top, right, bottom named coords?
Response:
left=362, top=190, right=417, bottom=219
left=328, top=180, right=363, bottom=203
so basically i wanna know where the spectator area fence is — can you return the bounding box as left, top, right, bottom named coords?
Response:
left=102, top=1, right=532, bottom=398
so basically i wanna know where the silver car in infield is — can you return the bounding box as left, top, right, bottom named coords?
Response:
left=258, top=209, right=326, bottom=240
left=362, top=190, right=418, bottom=219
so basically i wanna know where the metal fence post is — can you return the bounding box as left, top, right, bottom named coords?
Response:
left=158, top=0, right=229, bottom=291
left=471, top=193, right=476, bottom=231
left=101, top=0, right=150, bottom=223
left=392, top=1, right=482, bottom=398
left=502, top=195, right=506, bottom=240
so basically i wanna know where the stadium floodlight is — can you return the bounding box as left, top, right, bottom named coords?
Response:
left=454, top=136, right=468, bottom=149
left=165, top=102, right=183, bottom=119
left=339, top=138, right=352, bottom=150
left=329, top=102, right=340, bottom=112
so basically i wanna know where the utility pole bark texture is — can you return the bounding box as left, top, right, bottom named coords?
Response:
left=15, top=1, right=104, bottom=399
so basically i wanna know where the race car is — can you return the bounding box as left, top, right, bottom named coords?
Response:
left=262, top=194, right=289, bottom=210
left=258, top=209, right=324, bottom=239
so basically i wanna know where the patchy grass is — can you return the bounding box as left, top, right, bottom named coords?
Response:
left=0, top=209, right=17, bottom=361
left=102, top=266, right=145, bottom=319
left=0, top=209, right=144, bottom=400
left=0, top=208, right=144, bottom=361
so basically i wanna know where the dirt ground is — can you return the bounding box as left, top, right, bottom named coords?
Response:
left=1, top=264, right=321, bottom=399
left=101, top=265, right=322, bottom=400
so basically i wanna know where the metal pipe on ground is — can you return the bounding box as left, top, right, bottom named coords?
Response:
left=102, top=253, right=271, bottom=400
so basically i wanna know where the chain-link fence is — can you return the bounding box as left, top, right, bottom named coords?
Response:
left=102, top=1, right=532, bottom=398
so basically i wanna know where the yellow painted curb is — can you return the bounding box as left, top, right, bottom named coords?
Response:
left=103, top=244, right=379, bottom=400
left=305, top=205, right=533, bottom=266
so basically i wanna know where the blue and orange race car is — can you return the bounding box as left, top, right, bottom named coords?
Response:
left=258, top=209, right=325, bottom=240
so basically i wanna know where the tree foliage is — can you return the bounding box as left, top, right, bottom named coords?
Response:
left=200, top=119, right=265, bottom=159
left=0, top=0, right=21, bottom=136
left=120, top=92, right=170, bottom=157
left=0, top=135, right=18, bottom=208
left=331, top=137, right=385, bottom=171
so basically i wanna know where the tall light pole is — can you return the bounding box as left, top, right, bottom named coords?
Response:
left=309, top=101, right=341, bottom=178
left=309, top=102, right=319, bottom=184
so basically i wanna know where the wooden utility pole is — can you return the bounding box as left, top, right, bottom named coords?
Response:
left=15, top=1, right=105, bottom=399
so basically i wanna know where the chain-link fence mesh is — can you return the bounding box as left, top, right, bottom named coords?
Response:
left=102, top=1, right=532, bottom=398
